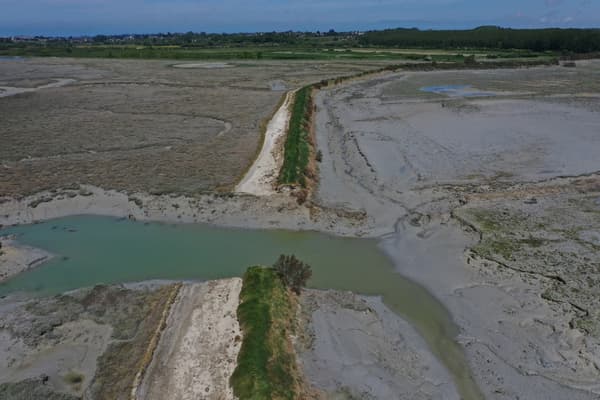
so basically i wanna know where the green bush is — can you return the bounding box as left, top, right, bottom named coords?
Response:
left=63, top=372, right=84, bottom=385
left=273, top=254, right=312, bottom=294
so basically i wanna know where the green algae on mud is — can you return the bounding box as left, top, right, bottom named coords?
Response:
left=0, top=214, right=481, bottom=399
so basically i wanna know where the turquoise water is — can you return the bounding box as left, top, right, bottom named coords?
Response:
left=0, top=214, right=481, bottom=399
left=0, top=215, right=400, bottom=297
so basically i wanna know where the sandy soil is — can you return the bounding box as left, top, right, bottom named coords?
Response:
left=0, top=236, right=53, bottom=283
left=235, top=90, right=294, bottom=196
left=315, top=64, right=600, bottom=399
left=297, top=290, right=460, bottom=399
left=136, top=279, right=242, bottom=400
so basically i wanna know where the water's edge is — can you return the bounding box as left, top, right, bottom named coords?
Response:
left=1, top=214, right=468, bottom=397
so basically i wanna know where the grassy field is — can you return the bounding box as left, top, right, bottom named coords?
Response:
left=0, top=45, right=404, bottom=60
left=231, top=267, right=299, bottom=400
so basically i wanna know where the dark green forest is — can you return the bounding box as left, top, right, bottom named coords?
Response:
left=359, top=26, right=600, bottom=53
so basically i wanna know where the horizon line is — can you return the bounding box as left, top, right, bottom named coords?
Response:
left=3, top=25, right=600, bottom=39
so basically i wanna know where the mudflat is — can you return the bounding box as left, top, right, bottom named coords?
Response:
left=0, top=283, right=179, bottom=399
left=1, top=59, right=599, bottom=400
left=0, top=57, right=390, bottom=197
left=296, top=289, right=460, bottom=399
left=315, top=62, right=600, bottom=398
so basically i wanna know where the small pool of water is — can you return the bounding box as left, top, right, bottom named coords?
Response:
left=269, top=80, right=287, bottom=91
left=0, top=214, right=481, bottom=399
left=421, top=84, right=496, bottom=97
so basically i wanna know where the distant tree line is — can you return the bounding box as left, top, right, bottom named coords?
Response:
left=359, top=26, right=600, bottom=53
left=37, top=30, right=356, bottom=48
left=4, top=26, right=599, bottom=55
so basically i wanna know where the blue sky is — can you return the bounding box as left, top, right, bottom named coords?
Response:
left=1, top=0, right=599, bottom=36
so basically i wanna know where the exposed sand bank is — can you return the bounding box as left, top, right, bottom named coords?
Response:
left=235, top=90, right=295, bottom=196
left=0, top=236, right=53, bottom=283
left=137, top=279, right=242, bottom=400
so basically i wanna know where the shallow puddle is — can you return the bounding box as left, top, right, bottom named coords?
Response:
left=421, top=84, right=496, bottom=97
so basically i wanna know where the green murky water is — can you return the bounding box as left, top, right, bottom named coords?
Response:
left=0, top=215, right=481, bottom=399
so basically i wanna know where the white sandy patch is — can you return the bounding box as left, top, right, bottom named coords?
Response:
left=0, top=236, right=53, bottom=283
left=235, top=90, right=295, bottom=196
left=136, top=279, right=242, bottom=400
left=172, top=63, right=233, bottom=69
left=0, top=79, right=75, bottom=98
